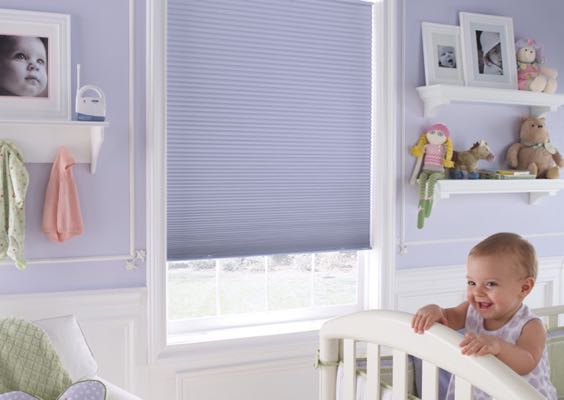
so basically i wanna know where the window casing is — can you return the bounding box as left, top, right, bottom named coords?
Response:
left=147, top=0, right=397, bottom=355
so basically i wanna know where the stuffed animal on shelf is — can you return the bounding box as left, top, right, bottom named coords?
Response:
left=409, top=123, right=453, bottom=229
left=516, top=39, right=558, bottom=93
left=451, top=140, right=495, bottom=179
left=506, top=116, right=564, bottom=178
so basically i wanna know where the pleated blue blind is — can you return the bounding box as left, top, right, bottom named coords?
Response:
left=167, top=0, right=372, bottom=261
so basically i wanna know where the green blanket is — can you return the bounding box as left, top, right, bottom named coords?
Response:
left=0, top=318, right=72, bottom=399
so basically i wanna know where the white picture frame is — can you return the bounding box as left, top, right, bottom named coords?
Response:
left=459, top=12, right=517, bottom=89
left=422, top=22, right=464, bottom=86
left=0, top=8, right=70, bottom=120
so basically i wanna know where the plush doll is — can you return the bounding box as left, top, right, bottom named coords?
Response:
left=507, top=117, right=564, bottom=178
left=409, top=123, right=453, bottom=229
left=516, top=39, right=558, bottom=93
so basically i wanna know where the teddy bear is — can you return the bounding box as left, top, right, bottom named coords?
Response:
left=506, top=117, right=564, bottom=178
left=516, top=39, right=558, bottom=93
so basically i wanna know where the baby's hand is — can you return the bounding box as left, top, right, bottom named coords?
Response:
left=459, top=332, right=501, bottom=356
left=411, top=304, right=448, bottom=334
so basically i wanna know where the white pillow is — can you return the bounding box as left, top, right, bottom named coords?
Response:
left=33, top=314, right=98, bottom=381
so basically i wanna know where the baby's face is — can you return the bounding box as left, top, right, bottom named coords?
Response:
left=438, top=48, right=455, bottom=68
left=0, top=36, right=47, bottom=97
left=488, top=43, right=502, bottom=64
left=465, top=254, right=530, bottom=330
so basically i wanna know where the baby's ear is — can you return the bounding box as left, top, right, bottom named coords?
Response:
left=521, top=277, right=535, bottom=297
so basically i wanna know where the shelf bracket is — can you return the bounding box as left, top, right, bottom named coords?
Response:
left=423, top=98, right=449, bottom=118
left=529, top=106, right=551, bottom=118
left=529, top=191, right=557, bottom=205
left=90, top=126, right=105, bottom=174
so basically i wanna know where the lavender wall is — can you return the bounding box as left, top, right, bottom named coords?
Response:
left=398, top=0, right=564, bottom=268
left=2, top=0, right=563, bottom=293
left=0, top=0, right=145, bottom=293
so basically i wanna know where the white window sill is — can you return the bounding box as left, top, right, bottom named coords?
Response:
left=153, top=319, right=325, bottom=367
left=167, top=318, right=326, bottom=346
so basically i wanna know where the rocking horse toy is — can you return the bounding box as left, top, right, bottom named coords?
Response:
left=451, top=140, right=495, bottom=179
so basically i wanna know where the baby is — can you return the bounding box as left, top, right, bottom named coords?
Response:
left=438, top=45, right=456, bottom=68
left=480, top=31, right=503, bottom=75
left=0, top=35, right=48, bottom=97
left=411, top=232, right=556, bottom=399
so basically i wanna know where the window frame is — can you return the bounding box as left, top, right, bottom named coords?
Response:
left=167, top=251, right=367, bottom=336
left=146, top=0, right=398, bottom=361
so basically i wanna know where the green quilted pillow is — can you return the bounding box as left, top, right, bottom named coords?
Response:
left=0, top=318, right=72, bottom=400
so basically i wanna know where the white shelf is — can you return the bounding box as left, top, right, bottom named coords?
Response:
left=416, top=84, right=564, bottom=117
left=435, top=179, right=564, bottom=205
left=0, top=120, right=107, bottom=174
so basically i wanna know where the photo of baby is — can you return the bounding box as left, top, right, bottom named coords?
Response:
left=0, top=35, right=48, bottom=97
left=476, top=30, right=503, bottom=75
left=437, top=45, right=456, bottom=68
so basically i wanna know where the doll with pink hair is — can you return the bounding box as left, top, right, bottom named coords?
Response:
left=409, top=124, right=454, bottom=229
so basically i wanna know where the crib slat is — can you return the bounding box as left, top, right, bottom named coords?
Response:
left=548, top=314, right=558, bottom=329
left=343, top=339, right=356, bottom=400
left=366, top=343, right=381, bottom=400
left=392, top=349, right=408, bottom=399
left=454, top=376, right=472, bottom=400
left=421, top=360, right=439, bottom=400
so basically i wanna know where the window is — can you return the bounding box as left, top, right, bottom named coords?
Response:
left=168, top=250, right=363, bottom=335
left=147, top=0, right=390, bottom=350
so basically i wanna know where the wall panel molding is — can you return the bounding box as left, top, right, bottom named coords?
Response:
left=0, top=0, right=143, bottom=269
left=396, top=0, right=564, bottom=253
left=395, top=257, right=563, bottom=312
left=176, top=357, right=316, bottom=400
left=0, top=288, right=147, bottom=394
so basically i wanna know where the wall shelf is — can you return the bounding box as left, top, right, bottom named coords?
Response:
left=435, top=179, right=564, bottom=205
left=416, top=84, right=564, bottom=117
left=0, top=120, right=107, bottom=174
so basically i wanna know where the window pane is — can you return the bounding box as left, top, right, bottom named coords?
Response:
left=168, top=260, right=216, bottom=320
left=267, top=254, right=312, bottom=311
left=219, top=256, right=266, bottom=315
left=314, top=251, right=358, bottom=306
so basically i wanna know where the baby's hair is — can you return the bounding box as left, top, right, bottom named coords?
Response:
left=469, top=232, right=538, bottom=280
left=0, top=35, right=48, bottom=60
left=0, top=35, right=17, bottom=57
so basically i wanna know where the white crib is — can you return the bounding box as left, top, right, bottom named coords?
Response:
left=318, top=306, right=564, bottom=400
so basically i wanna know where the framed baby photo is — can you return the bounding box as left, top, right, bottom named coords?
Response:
left=459, top=12, right=517, bottom=89
left=421, top=22, right=464, bottom=86
left=0, top=8, right=70, bottom=120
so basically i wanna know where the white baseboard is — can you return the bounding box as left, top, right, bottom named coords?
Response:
left=395, top=257, right=564, bottom=312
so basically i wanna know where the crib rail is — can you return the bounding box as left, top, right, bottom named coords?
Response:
left=319, top=309, right=544, bottom=400
left=534, top=305, right=564, bottom=329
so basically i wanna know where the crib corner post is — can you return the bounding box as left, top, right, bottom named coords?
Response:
left=319, top=337, right=339, bottom=400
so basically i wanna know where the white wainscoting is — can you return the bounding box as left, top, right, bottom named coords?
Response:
left=395, top=257, right=564, bottom=312
left=175, top=357, right=316, bottom=400
left=0, top=288, right=147, bottom=397
left=2, top=258, right=559, bottom=400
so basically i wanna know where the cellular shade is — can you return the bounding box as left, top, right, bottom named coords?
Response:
left=167, top=0, right=372, bottom=260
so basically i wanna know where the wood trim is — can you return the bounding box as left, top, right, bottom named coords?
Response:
left=146, top=0, right=168, bottom=360
left=146, top=0, right=397, bottom=356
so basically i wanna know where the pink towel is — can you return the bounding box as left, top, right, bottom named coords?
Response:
left=42, top=146, right=84, bottom=242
